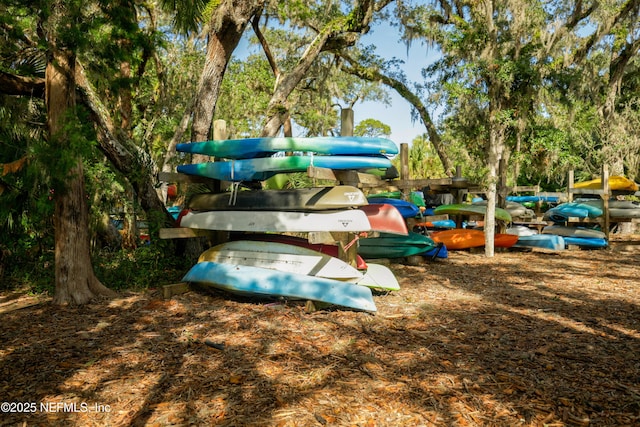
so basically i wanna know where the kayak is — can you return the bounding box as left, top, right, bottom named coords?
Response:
left=430, top=229, right=518, bottom=250
left=574, top=175, right=638, bottom=192
left=358, top=232, right=437, bottom=259
left=434, top=203, right=512, bottom=222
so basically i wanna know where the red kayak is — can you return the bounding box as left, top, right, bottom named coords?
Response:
left=359, top=204, right=408, bottom=235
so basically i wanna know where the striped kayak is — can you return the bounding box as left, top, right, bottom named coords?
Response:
left=177, top=155, right=392, bottom=182
left=183, top=261, right=376, bottom=312
left=188, top=186, right=367, bottom=211
left=176, top=136, right=398, bottom=159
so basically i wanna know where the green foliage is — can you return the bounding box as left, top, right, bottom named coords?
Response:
left=354, top=118, right=390, bottom=138
left=93, top=244, right=189, bottom=291
left=216, top=57, right=274, bottom=137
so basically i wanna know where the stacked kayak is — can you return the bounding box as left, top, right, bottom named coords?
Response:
left=543, top=202, right=603, bottom=222
left=576, top=199, right=640, bottom=219
left=177, top=136, right=396, bottom=182
left=175, top=136, right=405, bottom=311
left=198, top=240, right=399, bottom=292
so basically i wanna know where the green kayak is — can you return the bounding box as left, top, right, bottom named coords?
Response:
left=358, top=231, right=437, bottom=259
left=434, top=203, right=512, bottom=222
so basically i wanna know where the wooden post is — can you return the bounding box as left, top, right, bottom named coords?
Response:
left=497, top=159, right=507, bottom=233
left=212, top=119, right=228, bottom=244
left=400, top=143, right=409, bottom=201
left=602, top=164, right=610, bottom=241
left=339, top=109, right=356, bottom=266
left=213, top=119, right=227, bottom=140
left=340, top=108, right=354, bottom=137
left=498, top=158, right=507, bottom=209
left=567, top=170, right=574, bottom=202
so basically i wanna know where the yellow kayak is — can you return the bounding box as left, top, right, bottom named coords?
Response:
left=574, top=175, right=638, bottom=192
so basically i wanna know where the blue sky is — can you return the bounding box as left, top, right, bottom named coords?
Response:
left=234, top=20, right=440, bottom=146
left=354, top=21, right=440, bottom=146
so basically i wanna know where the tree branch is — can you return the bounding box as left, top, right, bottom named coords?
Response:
left=339, top=54, right=455, bottom=175
left=0, top=71, right=45, bottom=98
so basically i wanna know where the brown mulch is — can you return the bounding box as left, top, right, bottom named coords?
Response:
left=1, top=240, right=639, bottom=426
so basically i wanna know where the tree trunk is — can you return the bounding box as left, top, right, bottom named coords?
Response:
left=191, top=1, right=265, bottom=147
left=47, top=49, right=116, bottom=305
left=75, top=63, right=175, bottom=230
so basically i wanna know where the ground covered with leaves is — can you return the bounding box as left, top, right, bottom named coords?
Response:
left=1, top=238, right=639, bottom=426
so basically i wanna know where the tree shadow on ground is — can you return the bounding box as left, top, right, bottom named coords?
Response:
left=1, top=246, right=639, bottom=426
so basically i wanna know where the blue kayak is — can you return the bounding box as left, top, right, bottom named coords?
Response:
left=563, top=236, right=608, bottom=248
left=513, top=234, right=565, bottom=251
left=177, top=155, right=392, bottom=182
left=544, top=202, right=603, bottom=222
left=423, top=243, right=448, bottom=259
left=183, top=261, right=376, bottom=312
left=176, top=136, right=399, bottom=159
left=507, top=195, right=560, bottom=203
left=367, top=197, right=421, bottom=218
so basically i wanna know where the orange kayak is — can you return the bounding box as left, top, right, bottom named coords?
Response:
left=431, top=229, right=519, bottom=250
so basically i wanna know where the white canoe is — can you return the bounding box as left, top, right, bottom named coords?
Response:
left=198, top=241, right=400, bottom=291
left=179, top=209, right=371, bottom=232
left=198, top=240, right=362, bottom=280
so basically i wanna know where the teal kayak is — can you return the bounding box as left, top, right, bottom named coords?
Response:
left=177, top=155, right=392, bottom=181
left=176, top=136, right=398, bottom=159
left=543, top=202, right=603, bottom=222
left=358, top=231, right=437, bottom=259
